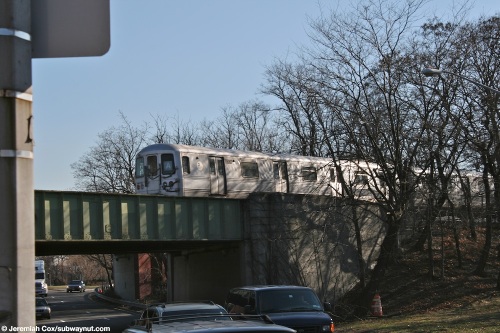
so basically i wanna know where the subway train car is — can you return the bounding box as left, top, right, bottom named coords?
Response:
left=134, top=143, right=380, bottom=199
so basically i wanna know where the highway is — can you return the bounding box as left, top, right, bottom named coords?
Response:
left=36, top=289, right=141, bottom=333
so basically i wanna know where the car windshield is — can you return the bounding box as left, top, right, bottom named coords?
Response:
left=258, top=289, right=323, bottom=313
left=69, top=280, right=82, bottom=285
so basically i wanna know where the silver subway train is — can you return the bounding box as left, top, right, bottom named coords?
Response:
left=134, top=144, right=383, bottom=199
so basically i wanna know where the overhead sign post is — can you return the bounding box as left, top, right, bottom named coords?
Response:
left=0, top=0, right=109, bottom=327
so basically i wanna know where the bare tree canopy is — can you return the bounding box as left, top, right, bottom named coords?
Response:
left=71, top=112, right=147, bottom=193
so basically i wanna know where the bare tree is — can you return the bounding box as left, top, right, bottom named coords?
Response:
left=451, top=16, right=500, bottom=279
left=262, top=0, right=483, bottom=314
left=148, top=113, right=201, bottom=146
left=263, top=61, right=326, bottom=156
left=85, top=254, right=114, bottom=290
left=71, top=112, right=147, bottom=193
left=199, top=101, right=284, bottom=152
left=199, top=107, right=241, bottom=149
left=234, top=100, right=282, bottom=152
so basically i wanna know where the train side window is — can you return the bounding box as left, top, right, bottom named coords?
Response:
left=280, top=162, right=288, bottom=179
left=301, top=167, right=317, bottom=181
left=147, top=156, right=158, bottom=176
left=241, top=161, right=259, bottom=178
left=273, top=162, right=279, bottom=179
left=209, top=158, right=216, bottom=175
left=355, top=171, right=369, bottom=185
left=182, top=156, right=190, bottom=174
left=135, top=157, right=144, bottom=177
left=217, top=159, right=225, bottom=175
left=330, top=168, right=335, bottom=181
left=161, top=154, right=175, bottom=174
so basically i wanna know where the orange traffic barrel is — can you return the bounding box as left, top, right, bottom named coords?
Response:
left=370, top=293, right=383, bottom=317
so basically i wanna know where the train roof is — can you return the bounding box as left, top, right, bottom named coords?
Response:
left=139, top=144, right=271, bottom=159
left=137, top=143, right=368, bottom=167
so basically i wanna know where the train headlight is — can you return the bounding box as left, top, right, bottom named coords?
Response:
left=162, top=181, right=175, bottom=189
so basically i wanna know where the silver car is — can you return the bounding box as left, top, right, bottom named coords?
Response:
left=124, top=315, right=297, bottom=333
left=36, top=297, right=51, bottom=319
left=66, top=280, right=86, bottom=293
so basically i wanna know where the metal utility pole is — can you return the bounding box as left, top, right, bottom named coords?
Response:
left=0, top=0, right=35, bottom=327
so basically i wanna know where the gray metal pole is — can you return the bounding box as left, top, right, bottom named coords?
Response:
left=0, top=0, right=35, bottom=327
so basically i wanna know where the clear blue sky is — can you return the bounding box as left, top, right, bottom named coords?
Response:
left=32, top=0, right=499, bottom=191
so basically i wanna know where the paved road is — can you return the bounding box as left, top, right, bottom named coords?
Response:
left=36, top=289, right=140, bottom=333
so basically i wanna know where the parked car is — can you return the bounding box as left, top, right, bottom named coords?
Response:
left=36, top=297, right=51, bottom=319
left=35, top=281, right=48, bottom=297
left=124, top=314, right=296, bottom=333
left=66, top=280, right=86, bottom=293
left=225, top=285, right=334, bottom=332
left=137, top=301, right=228, bottom=325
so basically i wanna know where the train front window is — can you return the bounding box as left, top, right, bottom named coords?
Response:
left=161, top=154, right=176, bottom=174
left=147, top=156, right=158, bottom=177
left=135, top=157, right=145, bottom=177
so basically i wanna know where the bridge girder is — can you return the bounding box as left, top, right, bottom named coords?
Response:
left=35, top=190, right=242, bottom=256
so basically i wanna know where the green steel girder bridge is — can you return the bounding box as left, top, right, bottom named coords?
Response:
left=35, top=190, right=243, bottom=256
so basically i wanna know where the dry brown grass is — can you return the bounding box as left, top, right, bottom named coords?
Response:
left=334, top=226, right=500, bottom=332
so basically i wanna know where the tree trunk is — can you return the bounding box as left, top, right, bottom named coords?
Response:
left=461, top=176, right=477, bottom=240
left=427, top=214, right=435, bottom=279
left=354, top=221, right=400, bottom=317
left=452, top=219, right=463, bottom=269
left=473, top=167, right=492, bottom=276
left=352, top=203, right=366, bottom=289
left=413, top=220, right=429, bottom=252
left=448, top=199, right=462, bottom=269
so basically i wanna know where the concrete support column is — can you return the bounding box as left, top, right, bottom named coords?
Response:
left=113, top=254, right=137, bottom=301
left=0, top=0, right=34, bottom=327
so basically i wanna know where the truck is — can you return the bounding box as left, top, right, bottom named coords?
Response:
left=35, top=259, right=48, bottom=297
left=225, top=285, right=334, bottom=333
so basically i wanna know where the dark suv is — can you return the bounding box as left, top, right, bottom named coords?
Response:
left=225, top=285, right=334, bottom=333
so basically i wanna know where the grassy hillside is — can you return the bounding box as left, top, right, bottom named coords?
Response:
left=334, top=226, right=500, bottom=332
left=335, top=296, right=499, bottom=332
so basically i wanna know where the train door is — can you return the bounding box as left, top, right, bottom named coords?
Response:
left=209, top=156, right=227, bottom=195
left=273, top=161, right=289, bottom=193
